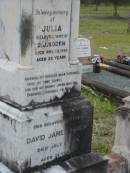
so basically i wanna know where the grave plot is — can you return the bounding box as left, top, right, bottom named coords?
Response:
left=82, top=70, right=130, bottom=99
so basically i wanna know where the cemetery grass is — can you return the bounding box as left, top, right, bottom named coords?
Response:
left=80, top=5, right=129, bottom=154
left=80, top=5, right=130, bottom=58
left=81, top=88, right=120, bottom=155
left=80, top=4, right=130, bottom=18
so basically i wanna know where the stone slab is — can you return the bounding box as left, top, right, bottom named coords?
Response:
left=75, top=38, right=91, bottom=58
left=82, top=64, right=93, bottom=73
left=0, top=60, right=81, bottom=108
left=0, top=97, right=93, bottom=172
left=0, top=163, right=13, bottom=173
left=33, top=0, right=71, bottom=66
left=0, top=153, right=108, bottom=173
left=0, top=0, right=80, bottom=66
left=41, top=153, right=108, bottom=173
left=107, top=154, right=128, bottom=173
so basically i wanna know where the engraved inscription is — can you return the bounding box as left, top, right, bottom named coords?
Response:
left=24, top=71, right=80, bottom=97
left=33, top=0, right=71, bottom=64
left=26, top=135, right=45, bottom=144
left=48, top=130, right=64, bottom=139
left=23, top=112, right=87, bottom=164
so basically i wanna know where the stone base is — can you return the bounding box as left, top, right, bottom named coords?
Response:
left=0, top=153, right=107, bottom=173
left=0, top=59, right=82, bottom=108
left=107, top=153, right=128, bottom=173
left=112, top=99, right=130, bottom=171
left=0, top=97, right=93, bottom=173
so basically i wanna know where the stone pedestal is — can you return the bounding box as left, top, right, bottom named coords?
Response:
left=0, top=153, right=108, bottom=173
left=0, top=97, right=93, bottom=172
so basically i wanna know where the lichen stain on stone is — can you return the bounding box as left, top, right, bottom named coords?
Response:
left=0, top=111, right=10, bottom=121
left=21, top=158, right=31, bottom=172
left=117, top=107, right=130, bottom=120
left=20, top=12, right=32, bottom=56
left=0, top=18, right=5, bottom=34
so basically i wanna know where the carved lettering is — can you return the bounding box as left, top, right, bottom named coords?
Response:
left=48, top=130, right=64, bottom=139
left=42, top=25, right=62, bottom=32
left=26, top=135, right=45, bottom=144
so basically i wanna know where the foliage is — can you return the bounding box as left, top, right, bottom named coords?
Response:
left=81, top=89, right=117, bottom=113
left=81, top=88, right=119, bottom=155
left=105, top=0, right=130, bottom=16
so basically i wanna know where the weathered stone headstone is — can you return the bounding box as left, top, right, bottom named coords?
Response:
left=113, top=96, right=130, bottom=171
left=76, top=37, right=91, bottom=58
left=77, top=37, right=93, bottom=74
left=0, top=0, right=95, bottom=172
left=0, top=0, right=82, bottom=107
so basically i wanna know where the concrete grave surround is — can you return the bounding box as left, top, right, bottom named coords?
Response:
left=0, top=0, right=94, bottom=173
left=0, top=97, right=93, bottom=172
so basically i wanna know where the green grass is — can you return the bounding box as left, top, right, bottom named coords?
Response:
left=81, top=88, right=120, bottom=155
left=80, top=5, right=130, bottom=58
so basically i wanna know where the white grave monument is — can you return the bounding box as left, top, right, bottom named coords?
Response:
left=0, top=0, right=93, bottom=173
left=0, top=0, right=82, bottom=107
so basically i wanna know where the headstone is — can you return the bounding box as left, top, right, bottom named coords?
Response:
left=76, top=37, right=93, bottom=74
left=112, top=96, right=130, bottom=171
left=76, top=37, right=91, bottom=58
left=0, top=0, right=81, bottom=108
left=0, top=0, right=94, bottom=173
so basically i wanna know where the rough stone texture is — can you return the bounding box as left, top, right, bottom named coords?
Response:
left=0, top=0, right=81, bottom=107
left=43, top=153, right=108, bottom=173
left=112, top=96, right=130, bottom=171
left=0, top=163, right=13, bottom=173
left=82, top=64, right=93, bottom=73
left=0, top=97, right=93, bottom=173
left=0, top=0, right=80, bottom=65
left=0, top=153, right=108, bottom=173
left=107, top=154, right=128, bottom=173
left=123, top=96, right=130, bottom=108
left=0, top=60, right=81, bottom=108
left=0, top=1, right=95, bottom=173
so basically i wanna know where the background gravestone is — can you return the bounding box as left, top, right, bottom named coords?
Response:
left=0, top=0, right=93, bottom=173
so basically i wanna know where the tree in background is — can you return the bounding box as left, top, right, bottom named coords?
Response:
left=81, top=0, right=102, bottom=10
left=81, top=0, right=95, bottom=5
left=81, top=0, right=130, bottom=17
left=108, top=0, right=123, bottom=16
left=102, top=0, right=130, bottom=16
left=95, top=0, right=101, bottom=11
left=81, top=0, right=87, bottom=4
